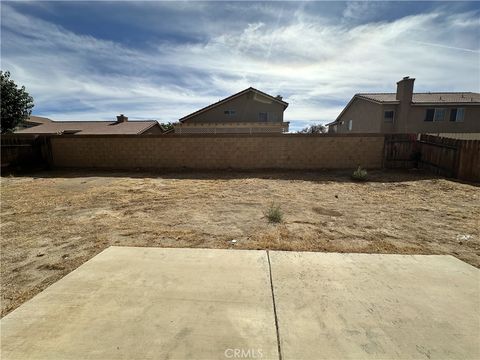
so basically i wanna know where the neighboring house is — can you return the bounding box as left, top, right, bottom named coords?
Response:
left=173, top=87, right=289, bottom=134
left=15, top=115, right=165, bottom=135
left=327, top=77, right=480, bottom=134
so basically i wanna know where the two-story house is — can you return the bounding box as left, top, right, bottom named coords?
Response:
left=327, top=77, right=480, bottom=134
left=173, top=87, right=289, bottom=134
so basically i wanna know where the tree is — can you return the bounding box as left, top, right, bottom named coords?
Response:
left=1, top=71, right=34, bottom=133
left=160, top=122, right=174, bottom=132
left=297, top=124, right=327, bottom=134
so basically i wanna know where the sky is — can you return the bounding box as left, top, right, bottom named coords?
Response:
left=1, top=1, right=479, bottom=131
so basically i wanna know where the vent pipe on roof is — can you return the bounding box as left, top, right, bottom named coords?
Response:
left=116, top=114, right=128, bottom=123
left=276, top=95, right=283, bottom=101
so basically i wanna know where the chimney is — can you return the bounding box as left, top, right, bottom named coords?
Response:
left=116, top=114, right=128, bottom=123
left=276, top=95, right=283, bottom=101
left=396, top=76, right=415, bottom=102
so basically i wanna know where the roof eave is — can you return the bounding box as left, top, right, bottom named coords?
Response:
left=325, top=121, right=338, bottom=127
left=356, top=96, right=399, bottom=105
left=411, top=102, right=480, bottom=106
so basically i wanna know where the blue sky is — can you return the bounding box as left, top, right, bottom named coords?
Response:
left=1, top=1, right=479, bottom=131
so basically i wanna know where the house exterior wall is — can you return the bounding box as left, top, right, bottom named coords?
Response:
left=402, top=105, right=480, bottom=133
left=183, top=92, right=286, bottom=124
left=175, top=91, right=288, bottom=134
left=331, top=100, right=480, bottom=134
left=330, top=98, right=383, bottom=133
left=380, top=104, right=398, bottom=133
left=50, top=134, right=384, bottom=170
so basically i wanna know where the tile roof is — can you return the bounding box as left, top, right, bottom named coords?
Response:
left=16, top=120, right=160, bottom=135
left=357, top=92, right=480, bottom=104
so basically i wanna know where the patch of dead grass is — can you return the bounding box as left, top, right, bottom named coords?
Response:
left=1, top=170, right=479, bottom=317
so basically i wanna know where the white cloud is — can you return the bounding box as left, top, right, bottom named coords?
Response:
left=343, top=1, right=386, bottom=20
left=1, top=3, right=479, bottom=131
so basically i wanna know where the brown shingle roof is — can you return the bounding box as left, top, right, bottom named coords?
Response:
left=26, top=116, right=53, bottom=125
left=357, top=92, right=480, bottom=104
left=16, top=120, right=161, bottom=135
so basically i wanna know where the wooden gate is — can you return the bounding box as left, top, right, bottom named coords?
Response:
left=383, top=134, right=418, bottom=169
left=0, top=135, right=51, bottom=170
left=384, top=134, right=480, bottom=182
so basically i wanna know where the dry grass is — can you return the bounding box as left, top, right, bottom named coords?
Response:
left=1, top=169, right=479, bottom=317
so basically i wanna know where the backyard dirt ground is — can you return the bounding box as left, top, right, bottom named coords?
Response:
left=1, top=169, right=479, bottom=317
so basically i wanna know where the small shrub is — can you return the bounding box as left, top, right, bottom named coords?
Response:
left=352, top=166, right=368, bottom=181
left=265, top=202, right=283, bottom=223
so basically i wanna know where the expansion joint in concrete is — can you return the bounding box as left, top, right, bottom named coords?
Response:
left=266, top=250, right=282, bottom=360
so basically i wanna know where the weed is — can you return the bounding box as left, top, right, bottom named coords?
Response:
left=352, top=166, right=368, bottom=181
left=265, top=202, right=283, bottom=223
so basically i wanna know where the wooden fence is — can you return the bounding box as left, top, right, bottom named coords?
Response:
left=454, top=138, right=480, bottom=181
left=0, top=135, right=50, bottom=171
left=384, top=134, right=419, bottom=169
left=385, top=134, right=480, bottom=182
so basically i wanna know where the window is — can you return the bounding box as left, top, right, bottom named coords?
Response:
left=425, top=108, right=446, bottom=122
left=224, top=110, right=236, bottom=116
left=348, top=120, right=353, bottom=131
left=433, top=108, right=446, bottom=121
left=450, top=108, right=465, bottom=122
left=425, top=109, right=435, bottom=122
left=384, top=110, right=395, bottom=123
left=258, top=112, right=268, bottom=122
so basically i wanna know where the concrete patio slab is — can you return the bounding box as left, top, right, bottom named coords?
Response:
left=1, top=247, right=278, bottom=359
left=269, top=252, right=480, bottom=360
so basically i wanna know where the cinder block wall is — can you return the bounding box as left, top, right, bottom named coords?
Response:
left=50, top=134, right=385, bottom=170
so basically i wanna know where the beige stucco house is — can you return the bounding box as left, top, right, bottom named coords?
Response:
left=173, top=87, right=289, bottom=134
left=327, top=77, right=480, bottom=134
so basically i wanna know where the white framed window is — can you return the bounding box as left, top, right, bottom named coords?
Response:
left=384, top=110, right=395, bottom=123
left=224, top=110, right=236, bottom=116
left=433, top=108, right=446, bottom=121
left=450, top=108, right=465, bottom=122
left=259, top=112, right=268, bottom=122
left=348, top=119, right=353, bottom=131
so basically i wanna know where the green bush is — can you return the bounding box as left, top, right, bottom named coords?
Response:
left=352, top=166, right=368, bottom=181
left=265, top=202, right=283, bottom=223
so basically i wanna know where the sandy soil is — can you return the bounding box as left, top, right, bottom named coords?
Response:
left=1, top=169, right=479, bottom=317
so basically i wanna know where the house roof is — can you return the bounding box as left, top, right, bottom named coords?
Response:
left=179, top=87, right=289, bottom=123
left=327, top=92, right=480, bottom=126
left=357, top=92, right=480, bottom=104
left=16, top=119, right=161, bottom=135
left=26, top=116, right=53, bottom=125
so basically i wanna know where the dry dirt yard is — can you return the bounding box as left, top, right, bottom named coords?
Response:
left=1, top=169, right=479, bottom=316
